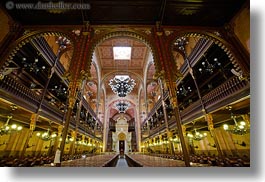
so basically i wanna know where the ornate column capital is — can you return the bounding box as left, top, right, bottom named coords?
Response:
left=30, top=113, right=39, bottom=131
left=68, top=96, right=76, bottom=109
left=205, top=114, right=214, bottom=130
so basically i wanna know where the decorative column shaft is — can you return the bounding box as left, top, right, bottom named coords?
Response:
left=52, top=125, right=63, bottom=155
left=69, top=131, right=77, bottom=156
left=158, top=77, right=174, bottom=155
left=20, top=113, right=38, bottom=158
left=58, top=26, right=92, bottom=165
left=153, top=23, right=190, bottom=166
left=205, top=114, right=223, bottom=158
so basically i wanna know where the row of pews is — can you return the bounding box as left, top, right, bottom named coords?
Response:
left=0, top=154, right=86, bottom=167
left=58, top=154, right=119, bottom=167
left=126, top=153, right=250, bottom=167
left=0, top=153, right=118, bottom=167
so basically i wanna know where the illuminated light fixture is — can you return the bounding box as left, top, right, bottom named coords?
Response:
left=170, top=137, right=181, bottom=143
left=177, top=85, right=192, bottom=96
left=223, top=115, right=250, bottom=135
left=22, top=57, right=46, bottom=74
left=187, top=129, right=207, bottom=141
left=113, top=47, right=131, bottom=60
left=75, top=140, right=91, bottom=146
left=115, top=100, right=131, bottom=113
left=109, top=75, right=136, bottom=97
left=198, top=56, right=222, bottom=74
left=223, top=106, right=250, bottom=135
left=0, top=105, right=23, bottom=136
left=0, top=116, right=23, bottom=136
left=51, top=84, right=67, bottom=97
left=56, top=36, right=71, bottom=50
left=36, top=129, right=57, bottom=141
left=174, top=37, right=189, bottom=52
left=59, top=136, right=74, bottom=144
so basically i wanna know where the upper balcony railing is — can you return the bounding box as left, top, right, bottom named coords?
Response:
left=0, top=75, right=102, bottom=140
left=141, top=76, right=249, bottom=139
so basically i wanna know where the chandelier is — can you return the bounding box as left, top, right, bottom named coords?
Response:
left=109, top=75, right=136, bottom=97
left=223, top=115, right=250, bottom=135
left=0, top=116, right=23, bottom=136
left=177, top=85, right=192, bottom=96
left=174, top=37, right=189, bottom=52
left=0, top=105, right=23, bottom=136
left=36, top=129, right=57, bottom=141
left=198, top=57, right=222, bottom=74
left=59, top=136, right=74, bottom=144
left=187, top=129, right=207, bottom=141
left=22, top=57, right=46, bottom=74
left=115, top=100, right=130, bottom=113
left=51, top=84, right=68, bottom=97
left=56, top=36, right=71, bottom=50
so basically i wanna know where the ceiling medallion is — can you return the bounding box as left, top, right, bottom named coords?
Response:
left=115, top=100, right=131, bottom=113
left=109, top=75, right=136, bottom=97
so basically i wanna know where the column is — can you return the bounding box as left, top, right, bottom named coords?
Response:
left=205, top=114, right=223, bottom=158
left=20, top=113, right=38, bottom=158
left=153, top=24, right=190, bottom=165
left=59, top=95, right=76, bottom=162
left=0, top=21, right=23, bottom=78
left=69, top=131, right=76, bottom=156
left=52, top=125, right=63, bottom=155
left=159, top=135, right=163, bottom=153
left=181, top=125, right=191, bottom=155
left=158, top=77, right=174, bottom=155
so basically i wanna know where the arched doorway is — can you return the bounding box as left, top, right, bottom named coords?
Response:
left=118, top=132, right=126, bottom=157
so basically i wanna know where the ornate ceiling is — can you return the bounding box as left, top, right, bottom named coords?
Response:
left=94, top=38, right=151, bottom=118
left=1, top=0, right=246, bottom=26
left=96, top=38, right=148, bottom=72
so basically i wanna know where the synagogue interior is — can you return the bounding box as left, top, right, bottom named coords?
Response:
left=0, top=0, right=250, bottom=167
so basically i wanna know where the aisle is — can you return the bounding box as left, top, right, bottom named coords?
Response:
left=115, top=156, right=129, bottom=167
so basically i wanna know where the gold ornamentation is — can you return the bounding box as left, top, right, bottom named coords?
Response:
left=181, top=125, right=187, bottom=136
left=30, top=114, right=39, bottom=130
left=68, top=96, right=76, bottom=109
left=164, top=30, right=173, bottom=36
left=205, top=114, right=214, bottom=130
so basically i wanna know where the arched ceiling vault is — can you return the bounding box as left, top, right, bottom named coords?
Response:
left=94, top=37, right=153, bottom=120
